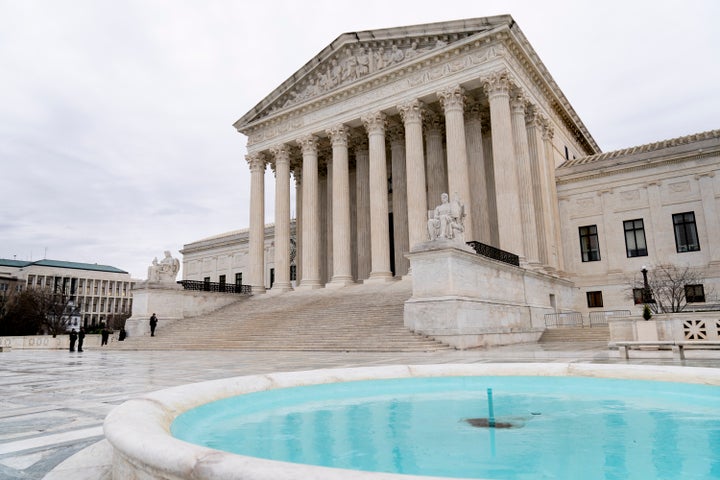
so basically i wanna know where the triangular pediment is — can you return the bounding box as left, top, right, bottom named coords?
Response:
left=234, top=15, right=513, bottom=131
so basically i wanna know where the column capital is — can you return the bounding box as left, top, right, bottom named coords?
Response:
left=351, top=132, right=369, bottom=153
left=541, top=120, right=554, bottom=141
left=246, top=152, right=266, bottom=173
left=361, top=111, right=387, bottom=135
left=295, top=134, right=319, bottom=155
left=422, top=109, right=443, bottom=133
left=326, top=124, right=350, bottom=147
left=270, top=144, right=291, bottom=164
left=464, top=99, right=483, bottom=123
left=437, top=85, right=466, bottom=113
left=397, top=99, right=425, bottom=125
left=386, top=120, right=405, bottom=146
left=525, top=104, right=546, bottom=128
left=509, top=91, right=528, bottom=115
left=482, top=70, right=514, bottom=98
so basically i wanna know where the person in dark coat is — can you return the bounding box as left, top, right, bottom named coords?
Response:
left=149, top=313, right=158, bottom=336
left=77, top=327, right=85, bottom=352
left=101, top=327, right=110, bottom=346
left=69, top=329, right=78, bottom=352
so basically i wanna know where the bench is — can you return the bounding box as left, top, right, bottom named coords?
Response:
left=613, top=341, right=720, bottom=359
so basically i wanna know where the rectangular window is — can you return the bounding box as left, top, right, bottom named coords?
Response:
left=632, top=288, right=644, bottom=305
left=203, top=277, right=210, bottom=291
left=685, top=284, right=705, bottom=303
left=623, top=219, right=648, bottom=257
left=579, top=225, right=601, bottom=262
left=587, top=291, right=604, bottom=308
left=235, top=272, right=243, bottom=287
left=219, top=275, right=226, bottom=292
left=673, top=212, right=700, bottom=252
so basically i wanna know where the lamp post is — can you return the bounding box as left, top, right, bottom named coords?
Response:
left=641, top=266, right=654, bottom=304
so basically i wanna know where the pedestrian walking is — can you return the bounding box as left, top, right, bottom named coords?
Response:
left=77, top=327, right=85, bottom=352
left=149, top=313, right=158, bottom=336
left=69, top=329, right=78, bottom=352
left=101, top=327, right=110, bottom=346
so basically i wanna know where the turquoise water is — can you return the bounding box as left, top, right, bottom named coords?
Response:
left=172, top=376, right=720, bottom=479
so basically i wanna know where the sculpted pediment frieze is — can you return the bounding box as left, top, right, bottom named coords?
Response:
left=236, top=17, right=512, bottom=129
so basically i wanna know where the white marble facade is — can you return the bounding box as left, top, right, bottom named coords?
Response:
left=184, top=15, right=720, bottom=316
left=233, top=15, right=594, bottom=292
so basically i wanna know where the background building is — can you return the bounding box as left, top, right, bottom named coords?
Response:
left=0, top=258, right=136, bottom=328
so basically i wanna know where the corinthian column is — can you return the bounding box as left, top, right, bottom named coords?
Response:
left=296, top=134, right=322, bottom=289
left=438, top=85, right=473, bottom=240
left=465, top=101, right=491, bottom=243
left=424, top=111, right=447, bottom=211
left=397, top=99, right=428, bottom=250
left=526, top=106, right=550, bottom=266
left=293, top=166, right=302, bottom=284
left=510, top=92, right=539, bottom=264
left=483, top=71, right=523, bottom=256
left=246, top=152, right=266, bottom=293
left=326, top=124, right=353, bottom=287
left=354, top=136, right=371, bottom=281
left=270, top=145, right=292, bottom=291
left=388, top=121, right=409, bottom=276
left=361, top=111, right=393, bottom=281
left=542, top=122, right=564, bottom=271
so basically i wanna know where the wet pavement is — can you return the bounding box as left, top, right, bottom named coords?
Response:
left=0, top=344, right=718, bottom=479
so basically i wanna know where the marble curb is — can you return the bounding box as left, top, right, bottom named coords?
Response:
left=103, top=363, right=720, bottom=480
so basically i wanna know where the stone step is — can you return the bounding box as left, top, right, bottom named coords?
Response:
left=539, top=326, right=610, bottom=343
left=115, top=280, right=452, bottom=352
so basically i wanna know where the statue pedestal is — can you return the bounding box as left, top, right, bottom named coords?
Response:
left=404, top=242, right=575, bottom=349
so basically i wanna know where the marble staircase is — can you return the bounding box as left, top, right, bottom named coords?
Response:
left=114, top=279, right=451, bottom=352
left=539, top=325, right=610, bottom=343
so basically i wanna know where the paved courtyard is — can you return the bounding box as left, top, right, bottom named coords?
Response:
left=1, top=344, right=719, bottom=479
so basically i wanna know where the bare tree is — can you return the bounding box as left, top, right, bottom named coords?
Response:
left=31, top=285, right=81, bottom=337
left=630, top=264, right=709, bottom=313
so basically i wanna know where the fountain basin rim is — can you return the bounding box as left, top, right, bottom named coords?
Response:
left=104, top=362, right=720, bottom=480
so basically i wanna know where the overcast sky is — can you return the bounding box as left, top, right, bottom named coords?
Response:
left=1, top=0, right=718, bottom=279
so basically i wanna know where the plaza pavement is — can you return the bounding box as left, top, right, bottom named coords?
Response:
left=1, top=343, right=719, bottom=480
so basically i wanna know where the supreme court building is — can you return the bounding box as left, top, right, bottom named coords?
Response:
left=182, top=16, right=720, bottom=316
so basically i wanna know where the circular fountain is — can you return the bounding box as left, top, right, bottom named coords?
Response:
left=104, top=363, right=720, bottom=479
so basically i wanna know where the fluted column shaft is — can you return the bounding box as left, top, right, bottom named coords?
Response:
left=398, top=100, right=428, bottom=250
left=484, top=72, right=523, bottom=256
left=465, top=103, right=491, bottom=243
left=271, top=145, right=292, bottom=291
left=355, top=139, right=371, bottom=281
left=293, top=167, right=303, bottom=284
left=296, top=134, right=322, bottom=288
left=542, top=123, right=564, bottom=271
left=424, top=111, right=447, bottom=210
left=438, top=85, right=473, bottom=239
left=389, top=122, right=409, bottom=276
left=246, top=153, right=266, bottom=293
left=510, top=93, right=539, bottom=264
left=327, top=124, right=353, bottom=286
left=362, top=111, right=393, bottom=280
left=526, top=108, right=551, bottom=265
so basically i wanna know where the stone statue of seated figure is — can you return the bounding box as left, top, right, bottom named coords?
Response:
left=147, top=250, right=180, bottom=283
left=427, top=192, right=465, bottom=242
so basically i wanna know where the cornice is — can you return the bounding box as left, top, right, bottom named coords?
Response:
left=556, top=149, right=720, bottom=186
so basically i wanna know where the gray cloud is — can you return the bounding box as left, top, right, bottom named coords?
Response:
left=1, top=0, right=717, bottom=278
